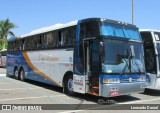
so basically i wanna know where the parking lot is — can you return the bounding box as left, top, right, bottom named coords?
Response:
left=0, top=68, right=160, bottom=113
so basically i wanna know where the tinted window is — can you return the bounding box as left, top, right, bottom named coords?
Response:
left=66, top=27, right=76, bottom=45
left=140, top=32, right=153, bottom=44
left=42, top=33, right=55, bottom=48
left=80, top=21, right=99, bottom=39
left=58, top=27, right=76, bottom=46
left=20, top=26, right=76, bottom=50
left=58, top=30, right=67, bottom=46
left=14, top=40, right=22, bottom=51
left=154, top=32, right=160, bottom=41
left=144, top=45, right=156, bottom=74
left=24, top=38, right=32, bottom=50
left=8, top=41, right=14, bottom=51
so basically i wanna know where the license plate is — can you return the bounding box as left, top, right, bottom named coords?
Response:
left=110, top=91, right=119, bottom=96
left=141, top=85, right=147, bottom=88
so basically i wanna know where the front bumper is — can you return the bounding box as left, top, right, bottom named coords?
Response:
left=100, top=82, right=146, bottom=97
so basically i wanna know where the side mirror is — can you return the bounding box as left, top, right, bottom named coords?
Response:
left=99, top=42, right=103, bottom=55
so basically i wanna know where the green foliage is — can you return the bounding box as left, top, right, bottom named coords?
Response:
left=0, top=41, right=7, bottom=50
left=0, top=18, right=16, bottom=50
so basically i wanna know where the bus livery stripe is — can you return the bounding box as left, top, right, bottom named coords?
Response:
left=22, top=51, right=61, bottom=87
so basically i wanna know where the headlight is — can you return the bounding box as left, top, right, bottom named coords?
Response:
left=103, top=78, right=120, bottom=84
left=157, top=74, right=160, bottom=78
left=138, top=75, right=146, bottom=82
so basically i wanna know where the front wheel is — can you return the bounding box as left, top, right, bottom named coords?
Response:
left=64, top=75, right=75, bottom=96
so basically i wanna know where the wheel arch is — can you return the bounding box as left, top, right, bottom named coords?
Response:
left=19, top=66, right=24, bottom=72
left=62, top=71, right=73, bottom=88
left=14, top=66, right=18, bottom=70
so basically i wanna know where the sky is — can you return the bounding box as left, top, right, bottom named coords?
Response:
left=0, top=0, right=160, bottom=37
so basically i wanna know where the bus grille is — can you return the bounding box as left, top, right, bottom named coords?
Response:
left=120, top=78, right=138, bottom=83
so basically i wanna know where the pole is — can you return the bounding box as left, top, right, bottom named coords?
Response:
left=132, top=0, right=134, bottom=24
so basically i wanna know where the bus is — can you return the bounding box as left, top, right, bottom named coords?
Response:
left=140, top=29, right=160, bottom=90
left=0, top=49, right=7, bottom=67
left=7, top=18, right=147, bottom=97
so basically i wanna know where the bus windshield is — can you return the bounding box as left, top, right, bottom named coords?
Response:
left=156, top=43, right=160, bottom=54
left=102, top=39, right=145, bottom=74
left=101, top=22, right=141, bottom=40
left=156, top=43, right=160, bottom=71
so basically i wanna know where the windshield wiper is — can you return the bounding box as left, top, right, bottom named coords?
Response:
left=120, top=45, right=137, bottom=75
left=120, top=53, right=131, bottom=75
left=132, top=57, right=143, bottom=74
left=130, top=45, right=143, bottom=74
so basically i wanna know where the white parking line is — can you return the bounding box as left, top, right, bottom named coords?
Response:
left=58, top=97, right=160, bottom=113
left=0, top=87, right=41, bottom=91
left=0, top=83, right=10, bottom=84
left=0, top=74, right=6, bottom=76
left=0, top=95, right=66, bottom=102
left=118, top=97, right=160, bottom=104
left=0, top=96, right=48, bottom=102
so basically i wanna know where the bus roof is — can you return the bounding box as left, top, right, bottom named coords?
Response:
left=140, top=29, right=160, bottom=32
left=8, top=18, right=138, bottom=41
left=21, top=20, right=78, bottom=38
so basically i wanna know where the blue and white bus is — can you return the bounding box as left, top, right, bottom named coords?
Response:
left=7, top=18, right=147, bottom=97
left=140, top=29, right=160, bottom=90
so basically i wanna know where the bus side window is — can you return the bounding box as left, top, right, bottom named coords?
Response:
left=58, top=30, right=66, bottom=46
left=29, top=37, right=36, bottom=50
left=8, top=41, right=14, bottom=51
left=80, top=21, right=99, bottom=39
left=23, top=39, right=27, bottom=50
left=42, top=34, right=47, bottom=48
left=14, top=41, right=17, bottom=51
left=37, top=35, right=42, bottom=48
left=145, top=47, right=156, bottom=73
left=53, top=31, right=58, bottom=47
left=11, top=41, right=14, bottom=51
left=42, top=33, right=55, bottom=48
left=67, top=27, right=76, bottom=45
left=24, top=38, right=31, bottom=50
left=80, top=24, right=87, bottom=39
left=21, top=39, right=25, bottom=50
left=86, top=21, right=99, bottom=38
left=14, top=40, right=21, bottom=51
left=47, top=32, right=53, bottom=48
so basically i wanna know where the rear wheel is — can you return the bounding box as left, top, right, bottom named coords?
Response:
left=20, top=69, right=25, bottom=81
left=14, top=68, right=19, bottom=80
left=64, top=75, right=74, bottom=96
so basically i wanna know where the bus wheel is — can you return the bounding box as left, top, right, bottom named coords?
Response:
left=20, top=69, right=25, bottom=81
left=14, top=68, right=19, bottom=80
left=65, top=75, right=74, bottom=96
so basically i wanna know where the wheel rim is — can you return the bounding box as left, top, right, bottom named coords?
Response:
left=15, top=69, right=18, bottom=78
left=20, top=70, right=24, bottom=80
left=67, top=79, right=73, bottom=92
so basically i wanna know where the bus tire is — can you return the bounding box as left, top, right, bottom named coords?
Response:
left=64, top=75, right=74, bottom=96
left=14, top=68, right=19, bottom=80
left=20, top=69, right=25, bottom=81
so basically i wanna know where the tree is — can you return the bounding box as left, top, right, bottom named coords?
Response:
left=0, top=18, right=16, bottom=50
